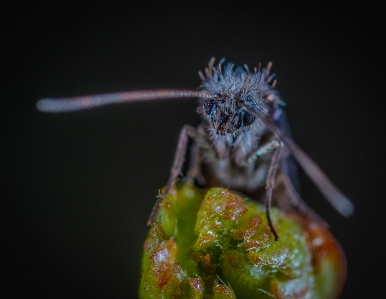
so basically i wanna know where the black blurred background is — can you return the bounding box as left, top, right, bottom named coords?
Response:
left=1, top=2, right=384, bottom=299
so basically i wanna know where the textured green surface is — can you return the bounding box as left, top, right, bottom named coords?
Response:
left=139, top=185, right=345, bottom=299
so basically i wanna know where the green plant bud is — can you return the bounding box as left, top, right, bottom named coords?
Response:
left=139, top=184, right=346, bottom=299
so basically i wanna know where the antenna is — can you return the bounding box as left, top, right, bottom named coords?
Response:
left=37, top=90, right=213, bottom=113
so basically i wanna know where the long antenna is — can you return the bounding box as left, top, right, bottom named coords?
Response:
left=36, top=90, right=213, bottom=113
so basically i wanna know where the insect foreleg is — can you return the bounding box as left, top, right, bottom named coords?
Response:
left=147, top=125, right=196, bottom=226
left=247, top=140, right=281, bottom=164
left=184, top=125, right=219, bottom=185
left=185, top=143, right=205, bottom=185
left=263, top=140, right=284, bottom=242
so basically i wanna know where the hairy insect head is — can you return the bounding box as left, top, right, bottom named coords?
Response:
left=199, top=58, right=282, bottom=137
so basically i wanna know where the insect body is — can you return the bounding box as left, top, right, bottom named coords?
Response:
left=198, top=59, right=282, bottom=193
left=37, top=58, right=353, bottom=241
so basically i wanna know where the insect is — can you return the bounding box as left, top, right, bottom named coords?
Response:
left=37, top=57, right=353, bottom=241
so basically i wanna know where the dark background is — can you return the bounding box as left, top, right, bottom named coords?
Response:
left=2, top=2, right=384, bottom=299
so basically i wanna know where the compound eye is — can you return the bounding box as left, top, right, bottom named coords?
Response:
left=242, top=112, right=256, bottom=127
left=204, top=99, right=215, bottom=115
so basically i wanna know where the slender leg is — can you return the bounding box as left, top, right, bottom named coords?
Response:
left=147, top=124, right=218, bottom=226
left=147, top=125, right=194, bottom=226
left=247, top=139, right=283, bottom=240
left=185, top=143, right=205, bottom=185
left=247, top=140, right=280, bottom=164
left=264, top=140, right=283, bottom=241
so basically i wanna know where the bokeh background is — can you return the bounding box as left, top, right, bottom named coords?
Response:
left=2, top=2, right=384, bottom=298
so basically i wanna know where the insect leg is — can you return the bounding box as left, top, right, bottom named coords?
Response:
left=147, top=125, right=196, bottom=226
left=247, top=140, right=281, bottom=164
left=185, top=124, right=221, bottom=187
left=185, top=142, right=205, bottom=186
left=246, top=139, right=283, bottom=240
left=263, top=140, right=284, bottom=242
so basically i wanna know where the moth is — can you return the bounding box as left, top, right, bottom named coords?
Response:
left=37, top=57, right=353, bottom=241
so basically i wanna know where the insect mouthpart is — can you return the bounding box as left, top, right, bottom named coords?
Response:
left=203, top=96, right=256, bottom=136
